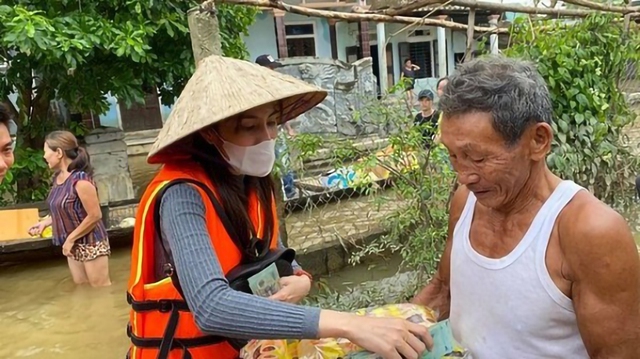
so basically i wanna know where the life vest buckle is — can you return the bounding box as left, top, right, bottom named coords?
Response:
left=158, top=300, right=174, bottom=313
left=163, top=262, right=175, bottom=277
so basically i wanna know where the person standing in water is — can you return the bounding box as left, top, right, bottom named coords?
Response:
left=412, top=55, right=640, bottom=358
left=0, top=104, right=16, bottom=183
left=29, top=131, right=111, bottom=287
left=126, top=55, right=432, bottom=359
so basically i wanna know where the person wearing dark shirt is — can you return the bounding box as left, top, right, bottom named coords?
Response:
left=414, top=89, right=440, bottom=149
left=401, top=58, right=420, bottom=107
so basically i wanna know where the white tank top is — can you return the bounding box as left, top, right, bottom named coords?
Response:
left=449, top=180, right=589, bottom=359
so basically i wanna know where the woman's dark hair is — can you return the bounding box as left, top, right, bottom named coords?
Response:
left=45, top=131, right=93, bottom=175
left=404, top=58, right=411, bottom=65
left=191, top=134, right=276, bottom=258
left=0, top=104, right=11, bottom=129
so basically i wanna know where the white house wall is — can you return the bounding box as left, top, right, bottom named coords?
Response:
left=243, top=12, right=278, bottom=62
left=243, top=11, right=333, bottom=62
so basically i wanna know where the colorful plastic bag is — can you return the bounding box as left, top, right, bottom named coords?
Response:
left=239, top=303, right=469, bottom=359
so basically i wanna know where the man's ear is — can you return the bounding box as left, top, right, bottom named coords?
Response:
left=529, top=122, right=553, bottom=161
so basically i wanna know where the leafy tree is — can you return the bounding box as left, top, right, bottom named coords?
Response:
left=0, top=1, right=257, bottom=204
left=505, top=14, right=640, bottom=204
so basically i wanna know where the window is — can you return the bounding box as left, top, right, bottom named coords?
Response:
left=285, top=23, right=316, bottom=57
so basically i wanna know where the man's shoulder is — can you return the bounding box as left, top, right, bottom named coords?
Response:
left=558, top=188, right=636, bottom=263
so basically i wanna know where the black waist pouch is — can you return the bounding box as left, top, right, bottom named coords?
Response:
left=227, top=246, right=296, bottom=294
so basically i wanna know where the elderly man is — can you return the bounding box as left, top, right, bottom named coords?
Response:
left=411, top=56, right=640, bottom=358
left=0, top=104, right=15, bottom=183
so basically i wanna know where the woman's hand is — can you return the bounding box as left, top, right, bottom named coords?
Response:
left=28, top=221, right=48, bottom=236
left=62, top=239, right=75, bottom=257
left=268, top=275, right=311, bottom=304
left=319, top=311, right=434, bottom=359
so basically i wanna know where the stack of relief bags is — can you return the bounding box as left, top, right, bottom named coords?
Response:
left=239, top=303, right=469, bottom=359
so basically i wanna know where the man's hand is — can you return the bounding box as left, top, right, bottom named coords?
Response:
left=561, top=194, right=640, bottom=358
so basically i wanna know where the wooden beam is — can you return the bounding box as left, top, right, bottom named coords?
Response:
left=375, top=0, right=640, bottom=17
left=328, top=18, right=339, bottom=59
left=464, top=8, right=475, bottom=62
left=379, top=0, right=640, bottom=15
left=187, top=3, right=222, bottom=66
left=210, top=0, right=506, bottom=33
left=561, top=0, right=635, bottom=13
left=273, top=10, right=289, bottom=58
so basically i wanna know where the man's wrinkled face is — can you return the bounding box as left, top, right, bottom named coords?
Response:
left=0, top=122, right=15, bottom=183
left=440, top=112, right=533, bottom=209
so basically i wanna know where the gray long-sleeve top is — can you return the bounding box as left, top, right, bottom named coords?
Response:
left=157, top=183, right=321, bottom=340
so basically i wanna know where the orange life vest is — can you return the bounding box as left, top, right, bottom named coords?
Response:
left=126, top=160, right=279, bottom=359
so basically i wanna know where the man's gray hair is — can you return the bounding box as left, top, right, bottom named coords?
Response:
left=439, top=55, right=554, bottom=146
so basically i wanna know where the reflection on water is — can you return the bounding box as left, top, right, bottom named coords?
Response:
left=0, top=229, right=636, bottom=359
left=0, top=246, right=402, bottom=359
left=0, top=248, right=132, bottom=359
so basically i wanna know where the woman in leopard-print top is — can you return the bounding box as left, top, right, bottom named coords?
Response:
left=29, top=131, right=111, bottom=287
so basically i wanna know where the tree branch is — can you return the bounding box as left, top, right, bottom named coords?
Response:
left=561, top=0, right=635, bottom=13
left=376, top=0, right=624, bottom=17
left=380, top=0, right=640, bottom=15
left=211, top=0, right=506, bottom=33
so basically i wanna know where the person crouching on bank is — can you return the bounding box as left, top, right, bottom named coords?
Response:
left=125, top=55, right=433, bottom=359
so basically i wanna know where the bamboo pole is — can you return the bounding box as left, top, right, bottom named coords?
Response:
left=464, top=8, right=476, bottom=62
left=377, top=0, right=608, bottom=17
left=561, top=0, right=634, bottom=13
left=381, top=0, right=640, bottom=15
left=211, top=0, right=506, bottom=33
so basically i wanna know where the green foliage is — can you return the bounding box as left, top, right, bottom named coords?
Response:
left=279, top=84, right=455, bottom=294
left=505, top=14, right=640, bottom=204
left=217, top=4, right=259, bottom=60
left=0, top=1, right=258, bottom=204
left=304, top=272, right=422, bottom=311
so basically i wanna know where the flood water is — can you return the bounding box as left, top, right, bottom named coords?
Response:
left=0, top=246, right=402, bottom=359
left=0, top=228, right=637, bottom=359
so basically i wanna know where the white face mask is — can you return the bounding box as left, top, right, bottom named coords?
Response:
left=203, top=129, right=276, bottom=177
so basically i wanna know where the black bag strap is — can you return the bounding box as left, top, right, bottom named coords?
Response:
left=152, top=178, right=275, bottom=296
left=153, top=178, right=242, bottom=253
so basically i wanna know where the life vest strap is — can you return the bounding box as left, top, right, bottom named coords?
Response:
left=126, top=318, right=226, bottom=350
left=127, top=292, right=190, bottom=312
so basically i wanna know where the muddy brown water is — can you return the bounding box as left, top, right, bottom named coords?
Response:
left=0, top=246, right=402, bottom=359
left=0, top=227, right=637, bottom=358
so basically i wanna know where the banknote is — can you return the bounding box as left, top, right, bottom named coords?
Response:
left=423, top=319, right=456, bottom=359
left=345, top=319, right=457, bottom=359
left=248, top=262, right=281, bottom=297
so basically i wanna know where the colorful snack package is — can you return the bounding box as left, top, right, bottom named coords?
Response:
left=239, top=303, right=469, bottom=359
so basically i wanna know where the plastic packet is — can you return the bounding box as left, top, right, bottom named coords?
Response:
left=239, top=303, right=469, bottom=359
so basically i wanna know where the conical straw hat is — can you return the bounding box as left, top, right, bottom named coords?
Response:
left=147, top=55, right=327, bottom=164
